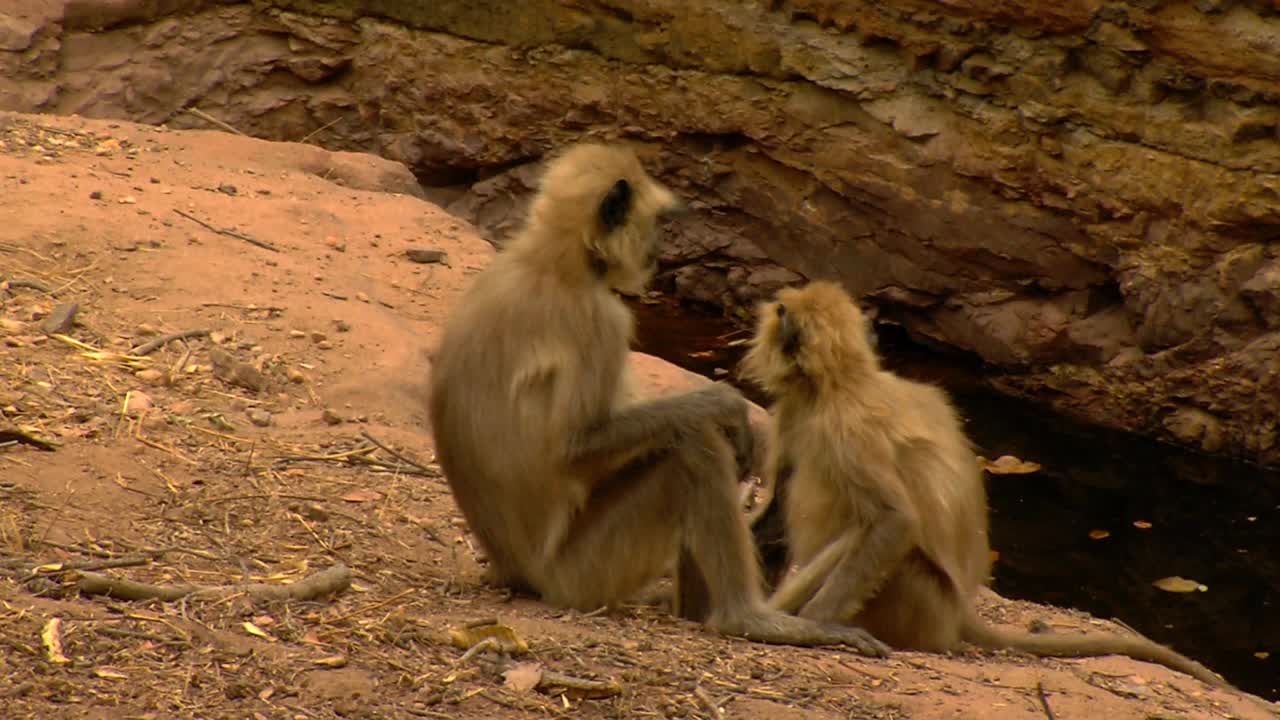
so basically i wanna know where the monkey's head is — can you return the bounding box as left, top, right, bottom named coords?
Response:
left=740, top=281, right=880, bottom=396
left=527, top=143, right=682, bottom=296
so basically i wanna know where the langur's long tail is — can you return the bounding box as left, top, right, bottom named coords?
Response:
left=960, top=608, right=1231, bottom=690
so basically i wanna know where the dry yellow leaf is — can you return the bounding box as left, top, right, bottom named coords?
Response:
left=978, top=455, right=1042, bottom=475
left=242, top=621, right=276, bottom=641
left=1152, top=576, right=1206, bottom=593
left=94, top=667, right=128, bottom=680
left=449, top=622, right=529, bottom=656
left=341, top=488, right=384, bottom=503
left=41, top=618, right=69, bottom=664
left=313, top=654, right=348, bottom=668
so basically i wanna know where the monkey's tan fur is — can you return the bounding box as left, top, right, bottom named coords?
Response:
left=741, top=280, right=1229, bottom=687
left=426, top=145, right=886, bottom=653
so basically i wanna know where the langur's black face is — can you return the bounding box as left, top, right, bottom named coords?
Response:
left=595, top=176, right=681, bottom=297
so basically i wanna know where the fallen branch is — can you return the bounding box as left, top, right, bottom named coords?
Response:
left=1, top=278, right=52, bottom=294
left=173, top=208, right=280, bottom=253
left=359, top=430, right=440, bottom=477
left=183, top=107, right=245, bottom=136
left=694, top=685, right=722, bottom=718
left=1036, top=681, right=1057, bottom=720
left=32, top=555, right=153, bottom=575
left=460, top=634, right=622, bottom=700
left=132, top=329, right=211, bottom=356
left=77, top=564, right=351, bottom=603
left=531, top=664, right=623, bottom=699
left=0, top=427, right=57, bottom=452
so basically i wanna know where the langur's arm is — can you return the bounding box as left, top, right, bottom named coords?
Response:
left=565, top=384, right=746, bottom=471
left=768, top=531, right=857, bottom=614
left=797, top=504, right=914, bottom=622
left=795, top=442, right=924, bottom=622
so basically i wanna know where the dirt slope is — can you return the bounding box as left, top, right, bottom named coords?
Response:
left=0, top=111, right=1272, bottom=720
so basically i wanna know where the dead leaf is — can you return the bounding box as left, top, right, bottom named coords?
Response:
left=1088, top=529, right=1111, bottom=540
left=503, top=662, right=544, bottom=692
left=41, top=618, right=69, bottom=664
left=1255, top=651, right=1271, bottom=660
left=978, top=454, right=1042, bottom=475
left=449, top=622, right=529, bottom=656
left=1133, top=520, right=1153, bottom=529
left=341, top=488, right=383, bottom=503
left=313, top=654, right=348, bottom=668
left=242, top=621, right=276, bottom=641
left=94, top=667, right=128, bottom=680
left=1152, top=576, right=1206, bottom=593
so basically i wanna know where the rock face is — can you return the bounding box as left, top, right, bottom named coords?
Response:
left=4, top=0, right=1280, bottom=465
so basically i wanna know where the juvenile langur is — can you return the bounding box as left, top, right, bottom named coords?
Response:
left=749, top=308, right=881, bottom=590
left=427, top=144, right=886, bottom=654
left=739, top=281, right=1230, bottom=687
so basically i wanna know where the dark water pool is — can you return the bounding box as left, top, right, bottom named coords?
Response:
left=630, top=297, right=1280, bottom=700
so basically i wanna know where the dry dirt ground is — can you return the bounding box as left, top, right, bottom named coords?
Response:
left=0, top=110, right=1274, bottom=720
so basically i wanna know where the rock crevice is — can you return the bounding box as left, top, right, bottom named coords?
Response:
left=4, top=0, right=1280, bottom=464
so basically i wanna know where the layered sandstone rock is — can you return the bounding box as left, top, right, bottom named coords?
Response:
left=4, top=0, right=1279, bottom=464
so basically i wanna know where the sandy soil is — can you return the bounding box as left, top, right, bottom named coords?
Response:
left=0, top=110, right=1274, bottom=720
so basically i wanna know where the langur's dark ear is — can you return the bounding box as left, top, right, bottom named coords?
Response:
left=599, top=179, right=632, bottom=234
left=778, top=304, right=801, bottom=356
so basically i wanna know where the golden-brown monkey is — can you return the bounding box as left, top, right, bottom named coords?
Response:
left=740, top=280, right=1230, bottom=687
left=426, top=144, right=886, bottom=653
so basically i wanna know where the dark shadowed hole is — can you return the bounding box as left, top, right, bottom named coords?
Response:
left=630, top=296, right=1280, bottom=700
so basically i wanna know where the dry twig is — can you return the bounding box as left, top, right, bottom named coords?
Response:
left=183, top=107, right=245, bottom=136
left=1036, top=681, right=1057, bottom=720
left=0, top=427, right=57, bottom=452
left=132, top=329, right=211, bottom=356
left=173, top=208, right=279, bottom=253
left=359, top=430, right=439, bottom=477
left=76, top=564, right=351, bottom=603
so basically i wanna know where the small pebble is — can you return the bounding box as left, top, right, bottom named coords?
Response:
left=333, top=319, right=351, bottom=332
left=405, top=248, right=448, bottom=264
left=170, top=400, right=196, bottom=415
left=321, top=408, right=344, bottom=425
left=247, top=409, right=272, bottom=427
left=288, top=329, right=307, bottom=339
left=309, top=331, right=327, bottom=343
left=286, top=367, right=306, bottom=384
left=355, top=292, right=369, bottom=303
left=40, top=302, right=79, bottom=335
left=135, top=369, right=167, bottom=386
left=316, top=340, right=334, bottom=350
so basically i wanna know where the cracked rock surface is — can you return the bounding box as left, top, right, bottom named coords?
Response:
left=5, top=0, right=1280, bottom=464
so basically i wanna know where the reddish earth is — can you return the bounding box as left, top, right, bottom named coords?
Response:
left=0, top=111, right=1274, bottom=720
